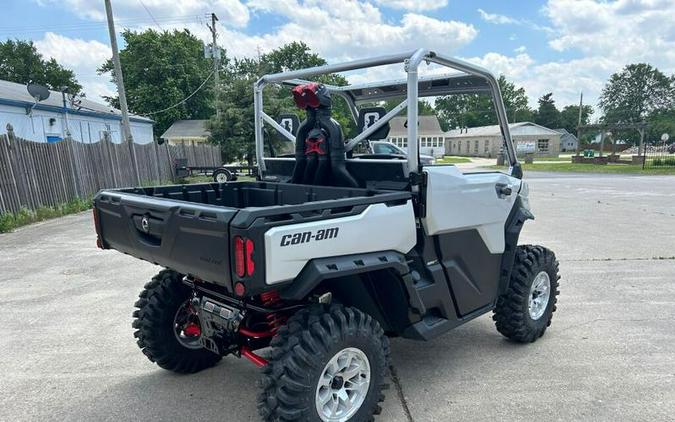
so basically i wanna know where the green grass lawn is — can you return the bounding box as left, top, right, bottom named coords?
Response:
left=436, top=156, right=472, bottom=164
left=489, top=162, right=675, bottom=175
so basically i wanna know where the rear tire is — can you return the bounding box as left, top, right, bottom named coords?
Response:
left=493, top=245, right=560, bottom=343
left=257, top=305, right=389, bottom=421
left=132, top=269, right=221, bottom=373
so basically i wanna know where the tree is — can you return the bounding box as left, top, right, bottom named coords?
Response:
left=0, top=39, right=81, bottom=93
left=99, top=29, right=215, bottom=137
left=599, top=63, right=675, bottom=124
left=435, top=75, right=532, bottom=130
left=559, top=104, right=594, bottom=133
left=210, top=42, right=355, bottom=163
left=534, top=93, right=560, bottom=128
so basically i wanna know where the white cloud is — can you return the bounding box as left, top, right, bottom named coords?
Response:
left=539, top=0, right=675, bottom=106
left=477, top=8, right=519, bottom=25
left=35, top=0, right=250, bottom=28
left=477, top=8, right=552, bottom=32
left=34, top=32, right=115, bottom=100
left=514, top=45, right=527, bottom=53
left=233, top=0, right=477, bottom=60
left=373, top=0, right=448, bottom=11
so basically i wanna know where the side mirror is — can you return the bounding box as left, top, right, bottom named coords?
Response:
left=156, top=137, right=165, bottom=145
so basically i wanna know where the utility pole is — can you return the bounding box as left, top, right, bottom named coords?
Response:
left=207, top=13, right=220, bottom=117
left=104, top=0, right=140, bottom=184
left=575, top=91, right=583, bottom=156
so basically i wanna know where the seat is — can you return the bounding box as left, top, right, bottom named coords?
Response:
left=289, top=83, right=358, bottom=187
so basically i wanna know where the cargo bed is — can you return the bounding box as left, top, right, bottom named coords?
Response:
left=94, top=181, right=411, bottom=291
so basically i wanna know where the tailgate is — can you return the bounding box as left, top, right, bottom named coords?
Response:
left=94, top=191, right=237, bottom=288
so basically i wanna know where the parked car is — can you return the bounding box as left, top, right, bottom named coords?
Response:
left=368, top=140, right=436, bottom=165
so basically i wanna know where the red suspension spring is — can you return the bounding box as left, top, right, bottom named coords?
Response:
left=260, top=290, right=287, bottom=333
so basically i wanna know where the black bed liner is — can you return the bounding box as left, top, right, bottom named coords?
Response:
left=94, top=181, right=411, bottom=292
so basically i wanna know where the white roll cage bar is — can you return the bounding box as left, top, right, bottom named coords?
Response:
left=253, top=48, right=521, bottom=179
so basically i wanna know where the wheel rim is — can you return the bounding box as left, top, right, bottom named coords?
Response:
left=173, top=300, right=202, bottom=349
left=215, top=172, right=228, bottom=183
left=315, top=347, right=371, bottom=422
left=529, top=271, right=551, bottom=320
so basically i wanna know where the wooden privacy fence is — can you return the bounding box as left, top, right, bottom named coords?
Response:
left=0, top=124, right=222, bottom=214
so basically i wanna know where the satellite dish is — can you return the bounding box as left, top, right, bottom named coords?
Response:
left=27, top=84, right=50, bottom=102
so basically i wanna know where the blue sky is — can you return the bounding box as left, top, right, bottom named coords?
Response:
left=3, top=0, right=673, bottom=112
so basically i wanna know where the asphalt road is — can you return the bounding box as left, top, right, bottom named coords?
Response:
left=1, top=172, right=674, bottom=421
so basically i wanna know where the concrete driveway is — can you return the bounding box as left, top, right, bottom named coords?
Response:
left=1, top=172, right=674, bottom=421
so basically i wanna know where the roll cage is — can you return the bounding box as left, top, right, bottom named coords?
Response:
left=253, top=48, right=522, bottom=180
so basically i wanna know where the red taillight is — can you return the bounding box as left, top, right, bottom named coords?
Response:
left=234, top=236, right=255, bottom=277
left=245, top=239, right=255, bottom=276
left=234, top=236, right=246, bottom=277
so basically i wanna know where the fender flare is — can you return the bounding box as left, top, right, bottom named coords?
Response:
left=279, top=250, right=409, bottom=301
left=498, top=196, right=534, bottom=295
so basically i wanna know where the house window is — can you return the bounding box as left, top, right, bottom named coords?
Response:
left=402, top=137, right=408, bottom=148
left=457, top=141, right=462, bottom=153
left=484, top=139, right=490, bottom=153
left=537, top=139, right=549, bottom=153
left=474, top=140, right=479, bottom=154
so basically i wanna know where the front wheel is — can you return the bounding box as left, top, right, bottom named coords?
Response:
left=493, top=245, right=560, bottom=343
left=258, top=305, right=389, bottom=421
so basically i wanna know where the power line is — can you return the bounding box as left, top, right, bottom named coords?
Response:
left=137, top=0, right=165, bottom=31
left=141, top=70, right=215, bottom=116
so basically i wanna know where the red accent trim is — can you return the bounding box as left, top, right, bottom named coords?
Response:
left=305, top=136, right=326, bottom=155
left=183, top=323, right=201, bottom=337
left=241, top=346, right=268, bottom=367
left=234, top=282, right=246, bottom=297
left=291, top=83, right=321, bottom=109
left=239, top=327, right=275, bottom=338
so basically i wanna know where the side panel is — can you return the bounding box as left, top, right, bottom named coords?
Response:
left=263, top=201, right=416, bottom=284
left=435, top=230, right=503, bottom=315
left=422, top=166, right=520, bottom=253
left=422, top=166, right=520, bottom=316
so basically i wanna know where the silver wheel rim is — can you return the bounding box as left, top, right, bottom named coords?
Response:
left=315, top=347, right=371, bottom=422
left=173, top=301, right=202, bottom=350
left=215, top=172, right=228, bottom=183
left=529, top=271, right=551, bottom=320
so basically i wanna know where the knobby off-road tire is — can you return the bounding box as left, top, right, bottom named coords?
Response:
left=258, top=305, right=390, bottom=422
left=132, top=269, right=221, bottom=373
left=493, top=245, right=560, bottom=343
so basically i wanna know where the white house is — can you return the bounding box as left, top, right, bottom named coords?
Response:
left=0, top=79, right=153, bottom=144
left=445, top=122, right=561, bottom=157
left=161, top=119, right=210, bottom=145
left=386, top=115, right=448, bottom=157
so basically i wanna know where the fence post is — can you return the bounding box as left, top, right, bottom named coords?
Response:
left=1, top=128, right=21, bottom=212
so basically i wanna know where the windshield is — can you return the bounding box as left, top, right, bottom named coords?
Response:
left=373, top=143, right=405, bottom=155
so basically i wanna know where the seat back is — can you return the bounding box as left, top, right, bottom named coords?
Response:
left=290, top=84, right=358, bottom=187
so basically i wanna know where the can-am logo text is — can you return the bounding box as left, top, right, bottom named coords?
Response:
left=280, top=227, right=339, bottom=247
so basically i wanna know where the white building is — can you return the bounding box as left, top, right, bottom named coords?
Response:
left=161, top=119, right=210, bottom=145
left=445, top=122, right=561, bottom=158
left=0, top=79, right=153, bottom=144
left=386, top=115, right=448, bottom=157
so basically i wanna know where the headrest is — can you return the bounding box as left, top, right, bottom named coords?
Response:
left=292, top=83, right=331, bottom=109
left=357, top=107, right=390, bottom=140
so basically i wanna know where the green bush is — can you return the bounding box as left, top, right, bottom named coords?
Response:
left=652, top=157, right=675, bottom=167
left=0, top=197, right=92, bottom=233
